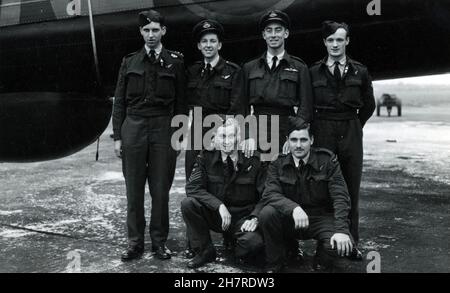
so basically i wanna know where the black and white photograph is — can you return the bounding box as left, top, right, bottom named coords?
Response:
left=0, top=0, right=449, bottom=278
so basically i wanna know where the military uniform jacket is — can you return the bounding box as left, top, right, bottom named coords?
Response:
left=309, top=57, right=375, bottom=127
left=187, top=57, right=244, bottom=115
left=186, top=150, right=267, bottom=218
left=262, top=148, right=350, bottom=234
left=112, top=47, right=187, bottom=140
left=241, top=52, right=313, bottom=121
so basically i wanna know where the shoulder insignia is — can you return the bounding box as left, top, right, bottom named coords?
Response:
left=225, top=60, right=240, bottom=69
left=315, top=147, right=339, bottom=164
left=284, top=67, right=298, bottom=72
left=169, top=50, right=184, bottom=59
left=315, top=147, right=335, bottom=157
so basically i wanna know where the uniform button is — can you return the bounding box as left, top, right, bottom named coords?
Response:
left=340, top=135, right=344, bottom=139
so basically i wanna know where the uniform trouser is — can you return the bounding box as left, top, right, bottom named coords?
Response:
left=185, top=118, right=217, bottom=249
left=259, top=205, right=338, bottom=267
left=181, top=197, right=264, bottom=258
left=121, top=114, right=177, bottom=248
left=312, top=118, right=363, bottom=244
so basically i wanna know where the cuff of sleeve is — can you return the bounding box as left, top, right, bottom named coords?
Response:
left=210, top=199, right=223, bottom=211
left=335, top=224, right=350, bottom=236
left=282, top=202, right=299, bottom=217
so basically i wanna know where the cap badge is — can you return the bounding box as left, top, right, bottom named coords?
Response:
left=269, top=12, right=277, bottom=18
left=203, top=22, right=211, bottom=29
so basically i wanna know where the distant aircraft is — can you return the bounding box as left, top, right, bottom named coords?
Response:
left=1, top=0, right=449, bottom=162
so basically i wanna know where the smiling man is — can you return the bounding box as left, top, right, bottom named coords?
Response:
left=185, top=19, right=244, bottom=184
left=112, top=10, right=187, bottom=262
left=259, top=117, right=353, bottom=273
left=182, top=119, right=266, bottom=269
left=184, top=19, right=245, bottom=258
left=241, top=10, right=313, bottom=155
left=309, top=21, right=376, bottom=260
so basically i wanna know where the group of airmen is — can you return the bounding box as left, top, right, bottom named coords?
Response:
left=112, top=8, right=375, bottom=273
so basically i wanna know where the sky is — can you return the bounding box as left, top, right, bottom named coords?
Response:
left=375, top=73, right=450, bottom=85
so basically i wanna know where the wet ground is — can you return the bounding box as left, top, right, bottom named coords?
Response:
left=0, top=107, right=449, bottom=273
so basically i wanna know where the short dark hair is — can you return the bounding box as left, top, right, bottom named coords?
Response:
left=287, top=117, right=312, bottom=138
left=322, top=20, right=349, bottom=39
left=138, top=10, right=165, bottom=27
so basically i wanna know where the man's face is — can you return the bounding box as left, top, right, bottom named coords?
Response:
left=288, top=129, right=313, bottom=160
left=215, top=124, right=238, bottom=154
left=262, top=22, right=289, bottom=50
left=197, top=33, right=222, bottom=59
left=323, top=28, right=349, bottom=59
left=140, top=22, right=166, bottom=49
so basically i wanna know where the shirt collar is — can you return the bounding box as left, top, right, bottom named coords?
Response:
left=221, top=150, right=238, bottom=165
left=281, top=150, right=321, bottom=171
left=292, top=153, right=310, bottom=168
left=326, top=55, right=347, bottom=67
left=266, top=50, right=285, bottom=63
left=204, top=54, right=220, bottom=69
left=145, top=43, right=163, bottom=56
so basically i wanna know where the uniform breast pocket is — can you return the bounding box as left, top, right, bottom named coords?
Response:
left=343, top=78, right=363, bottom=107
left=156, top=72, right=176, bottom=99
left=279, top=72, right=298, bottom=102
left=207, top=174, right=224, bottom=198
left=212, top=81, right=232, bottom=107
left=234, top=176, right=256, bottom=205
left=187, top=80, right=199, bottom=104
left=312, top=79, right=331, bottom=106
left=248, top=71, right=265, bottom=99
left=126, top=70, right=144, bottom=98
left=280, top=175, right=297, bottom=201
left=308, top=174, right=329, bottom=204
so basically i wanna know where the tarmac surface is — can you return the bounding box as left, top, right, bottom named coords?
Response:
left=1, top=105, right=449, bottom=273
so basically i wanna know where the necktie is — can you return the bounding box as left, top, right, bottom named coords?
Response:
left=333, top=61, right=341, bottom=81
left=149, top=49, right=156, bottom=63
left=224, top=155, right=234, bottom=184
left=297, top=160, right=305, bottom=173
left=205, top=63, right=212, bottom=77
left=270, top=56, right=278, bottom=72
